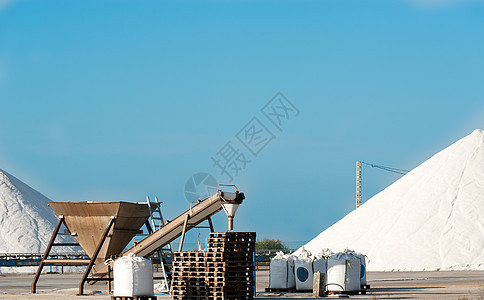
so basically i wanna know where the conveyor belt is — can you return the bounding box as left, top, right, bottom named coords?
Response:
left=93, top=190, right=244, bottom=276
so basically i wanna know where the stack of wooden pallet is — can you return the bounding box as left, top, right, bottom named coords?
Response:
left=206, top=232, right=256, bottom=299
left=170, top=252, right=208, bottom=300
left=170, top=232, right=256, bottom=300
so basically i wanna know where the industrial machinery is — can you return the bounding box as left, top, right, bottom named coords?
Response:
left=31, top=188, right=245, bottom=295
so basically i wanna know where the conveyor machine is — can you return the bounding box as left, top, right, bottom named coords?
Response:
left=31, top=188, right=245, bottom=295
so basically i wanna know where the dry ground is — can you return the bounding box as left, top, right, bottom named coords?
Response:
left=1, top=267, right=484, bottom=299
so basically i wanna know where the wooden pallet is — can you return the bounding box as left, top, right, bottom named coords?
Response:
left=172, top=266, right=206, bottom=271
left=206, top=285, right=255, bottom=291
left=111, top=296, right=157, bottom=300
left=173, top=252, right=206, bottom=259
left=171, top=297, right=209, bottom=300
left=207, top=270, right=253, bottom=276
left=172, top=260, right=205, bottom=265
left=209, top=294, right=254, bottom=298
left=174, top=251, right=206, bottom=256
left=207, top=247, right=254, bottom=251
left=209, top=292, right=254, bottom=299
left=264, top=287, right=296, bottom=292
left=209, top=290, right=254, bottom=296
left=205, top=253, right=253, bottom=260
left=207, top=240, right=255, bottom=245
left=206, top=279, right=254, bottom=285
left=173, top=253, right=206, bottom=261
left=208, top=232, right=256, bottom=238
left=207, top=260, right=254, bottom=266
left=207, top=245, right=255, bottom=251
left=327, top=290, right=367, bottom=295
left=172, top=271, right=207, bottom=277
left=170, top=286, right=206, bottom=290
left=206, top=268, right=254, bottom=273
left=170, top=288, right=207, bottom=292
left=170, top=232, right=255, bottom=299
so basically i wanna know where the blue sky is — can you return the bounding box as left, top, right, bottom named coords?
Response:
left=0, top=0, right=483, bottom=247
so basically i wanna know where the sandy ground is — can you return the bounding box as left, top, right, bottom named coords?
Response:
left=1, top=267, right=484, bottom=299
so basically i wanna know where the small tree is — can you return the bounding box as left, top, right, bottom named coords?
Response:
left=256, top=238, right=288, bottom=250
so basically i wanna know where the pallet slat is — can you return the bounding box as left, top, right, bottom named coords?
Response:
left=111, top=296, right=157, bottom=300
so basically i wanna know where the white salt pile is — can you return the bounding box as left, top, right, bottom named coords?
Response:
left=299, top=129, right=484, bottom=271
left=0, top=169, right=76, bottom=273
left=0, top=169, right=60, bottom=253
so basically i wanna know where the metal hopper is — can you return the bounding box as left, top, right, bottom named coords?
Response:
left=47, top=201, right=151, bottom=269
left=32, top=201, right=152, bottom=295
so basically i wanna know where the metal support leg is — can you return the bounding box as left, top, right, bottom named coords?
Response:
left=107, top=265, right=112, bottom=293
left=32, top=216, right=65, bottom=293
left=207, top=216, right=214, bottom=232
left=78, top=216, right=116, bottom=295
left=178, top=214, right=190, bottom=252
left=145, top=220, right=154, bottom=234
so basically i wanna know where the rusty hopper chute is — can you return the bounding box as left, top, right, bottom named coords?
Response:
left=32, top=201, right=152, bottom=295
left=47, top=201, right=151, bottom=269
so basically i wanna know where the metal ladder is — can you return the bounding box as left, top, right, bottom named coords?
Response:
left=146, top=196, right=173, bottom=292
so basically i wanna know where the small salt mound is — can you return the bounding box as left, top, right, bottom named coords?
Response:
left=298, top=129, right=484, bottom=271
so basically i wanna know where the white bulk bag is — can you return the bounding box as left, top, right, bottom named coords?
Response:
left=294, top=247, right=315, bottom=291
left=345, top=254, right=361, bottom=291
left=295, top=257, right=313, bottom=291
left=269, top=252, right=295, bottom=289
left=342, top=250, right=367, bottom=287
left=327, top=252, right=361, bottom=292
left=312, top=256, right=327, bottom=285
left=354, top=253, right=367, bottom=286
left=113, top=253, right=154, bottom=297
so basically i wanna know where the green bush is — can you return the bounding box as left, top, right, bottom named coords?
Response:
left=256, top=238, right=288, bottom=250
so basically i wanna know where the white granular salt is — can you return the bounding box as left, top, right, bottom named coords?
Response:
left=298, top=129, right=484, bottom=271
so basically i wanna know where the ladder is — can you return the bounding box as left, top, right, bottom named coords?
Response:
left=146, top=196, right=173, bottom=292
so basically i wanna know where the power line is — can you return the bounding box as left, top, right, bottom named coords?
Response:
left=356, top=161, right=410, bottom=209
left=361, top=161, right=410, bottom=175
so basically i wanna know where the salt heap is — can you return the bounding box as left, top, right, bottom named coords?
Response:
left=300, top=129, right=484, bottom=271
left=0, top=169, right=63, bottom=253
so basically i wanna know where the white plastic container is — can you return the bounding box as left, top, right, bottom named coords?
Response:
left=269, top=252, right=296, bottom=289
left=113, top=253, right=154, bottom=297
left=327, top=252, right=361, bottom=292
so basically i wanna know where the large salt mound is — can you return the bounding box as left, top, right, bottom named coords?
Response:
left=0, top=169, right=62, bottom=253
left=300, top=129, right=484, bottom=271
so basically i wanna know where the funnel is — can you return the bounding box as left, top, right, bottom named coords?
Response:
left=219, top=189, right=244, bottom=231
left=48, top=201, right=151, bottom=272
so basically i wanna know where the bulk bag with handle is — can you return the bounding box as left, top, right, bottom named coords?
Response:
left=327, top=252, right=361, bottom=292
left=342, top=249, right=367, bottom=287
left=354, top=252, right=367, bottom=286
left=113, top=252, right=154, bottom=297
left=269, top=251, right=295, bottom=289
left=312, top=256, right=327, bottom=286
left=294, top=247, right=314, bottom=291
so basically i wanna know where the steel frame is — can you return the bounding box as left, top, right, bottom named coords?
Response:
left=31, top=216, right=116, bottom=295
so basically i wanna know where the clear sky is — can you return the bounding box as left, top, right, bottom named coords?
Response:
left=0, top=0, right=483, bottom=247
